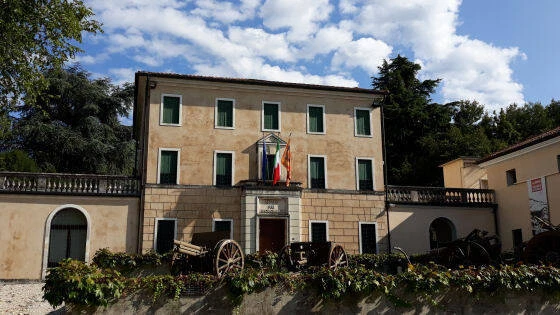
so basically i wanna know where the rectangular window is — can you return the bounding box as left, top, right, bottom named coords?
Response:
left=158, top=149, right=179, bottom=184
left=309, top=220, right=328, bottom=242
left=213, top=219, right=233, bottom=239
left=155, top=218, right=177, bottom=254
left=557, top=155, right=560, bottom=172
left=354, top=108, right=371, bottom=136
left=512, top=229, right=523, bottom=248
left=214, top=151, right=233, bottom=186
left=307, top=104, right=325, bottom=134
left=506, top=169, right=517, bottom=186
left=309, top=155, right=326, bottom=189
left=356, top=158, right=374, bottom=191
left=266, top=154, right=275, bottom=180
left=161, top=95, right=181, bottom=125
left=359, top=222, right=378, bottom=254
left=215, top=99, right=234, bottom=128
left=262, top=102, right=280, bottom=131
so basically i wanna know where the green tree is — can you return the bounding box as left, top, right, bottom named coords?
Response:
left=14, top=66, right=134, bottom=175
left=0, top=149, right=39, bottom=172
left=373, top=55, right=448, bottom=185
left=0, top=0, right=101, bottom=109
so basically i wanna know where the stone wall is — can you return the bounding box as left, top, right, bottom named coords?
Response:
left=301, top=191, right=387, bottom=254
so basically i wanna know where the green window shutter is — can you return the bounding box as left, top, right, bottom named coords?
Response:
left=216, top=153, right=233, bottom=186
left=217, top=100, right=233, bottom=127
left=356, top=109, right=371, bottom=135
left=160, top=151, right=178, bottom=184
left=310, top=157, right=325, bottom=189
left=214, top=220, right=231, bottom=233
left=263, top=103, right=279, bottom=130
left=358, top=159, right=373, bottom=190
left=311, top=222, right=327, bottom=242
left=308, top=106, right=324, bottom=133
left=162, top=96, right=180, bottom=124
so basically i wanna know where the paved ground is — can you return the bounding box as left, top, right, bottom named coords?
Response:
left=0, top=281, right=65, bottom=314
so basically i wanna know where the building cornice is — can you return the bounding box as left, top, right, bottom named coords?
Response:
left=478, top=136, right=560, bottom=168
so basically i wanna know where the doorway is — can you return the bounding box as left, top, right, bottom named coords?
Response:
left=47, top=208, right=87, bottom=267
left=258, top=218, right=286, bottom=252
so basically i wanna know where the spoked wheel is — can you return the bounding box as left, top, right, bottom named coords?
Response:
left=214, top=239, right=244, bottom=278
left=279, top=245, right=294, bottom=270
left=328, top=244, right=348, bottom=269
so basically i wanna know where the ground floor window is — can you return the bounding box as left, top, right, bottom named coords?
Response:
left=309, top=220, right=328, bottom=242
left=47, top=208, right=87, bottom=267
left=359, top=222, right=377, bottom=254
left=429, top=217, right=456, bottom=249
left=213, top=218, right=233, bottom=239
left=155, top=218, right=177, bottom=254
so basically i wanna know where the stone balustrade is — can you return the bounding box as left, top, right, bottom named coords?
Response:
left=386, top=185, right=496, bottom=207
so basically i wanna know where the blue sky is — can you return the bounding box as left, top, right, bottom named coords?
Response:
left=76, top=0, right=559, bottom=114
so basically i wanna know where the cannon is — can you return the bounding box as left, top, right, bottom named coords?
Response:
left=279, top=241, right=348, bottom=270
left=171, top=231, right=244, bottom=278
left=523, top=216, right=560, bottom=265
left=428, top=229, right=501, bottom=267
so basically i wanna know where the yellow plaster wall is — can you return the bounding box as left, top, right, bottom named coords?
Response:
left=140, top=77, right=383, bottom=191
left=0, top=194, right=139, bottom=279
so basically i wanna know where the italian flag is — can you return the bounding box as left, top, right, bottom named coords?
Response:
left=272, top=140, right=281, bottom=185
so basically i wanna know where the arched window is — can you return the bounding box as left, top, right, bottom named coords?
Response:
left=47, top=208, right=88, bottom=267
left=429, top=217, right=456, bottom=249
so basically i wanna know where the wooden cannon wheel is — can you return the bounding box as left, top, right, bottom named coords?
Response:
left=214, top=239, right=244, bottom=278
left=328, top=244, right=348, bottom=269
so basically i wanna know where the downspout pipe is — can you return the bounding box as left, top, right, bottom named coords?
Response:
left=380, top=99, right=392, bottom=254
left=136, top=73, right=151, bottom=254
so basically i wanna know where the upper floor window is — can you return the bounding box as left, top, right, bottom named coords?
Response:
left=308, top=155, right=327, bottom=189
left=307, top=104, right=325, bottom=134
left=158, top=149, right=180, bottom=184
left=160, top=94, right=181, bottom=126
left=215, top=98, right=234, bottom=129
left=506, top=169, right=517, bottom=186
left=309, top=220, right=328, bottom=242
left=356, top=158, right=374, bottom=191
left=262, top=102, right=280, bottom=131
left=354, top=107, right=371, bottom=137
left=214, top=151, right=234, bottom=186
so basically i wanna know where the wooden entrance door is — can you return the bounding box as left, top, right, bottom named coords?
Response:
left=259, top=218, right=286, bottom=252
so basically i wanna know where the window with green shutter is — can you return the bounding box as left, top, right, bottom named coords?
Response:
left=310, top=222, right=327, bottom=242
left=159, top=150, right=178, bottom=184
left=263, top=102, right=279, bottom=130
left=355, top=108, right=371, bottom=136
left=215, top=152, right=233, bottom=186
left=357, top=159, right=373, bottom=190
left=216, top=99, right=234, bottom=128
left=161, top=95, right=181, bottom=125
left=309, top=156, right=326, bottom=189
left=308, top=105, right=324, bottom=133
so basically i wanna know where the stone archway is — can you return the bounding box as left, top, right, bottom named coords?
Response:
left=429, top=217, right=456, bottom=249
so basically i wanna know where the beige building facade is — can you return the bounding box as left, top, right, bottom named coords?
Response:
left=134, top=73, right=388, bottom=255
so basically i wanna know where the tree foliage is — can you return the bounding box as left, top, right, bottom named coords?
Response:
left=373, top=56, right=560, bottom=186
left=0, top=0, right=101, bottom=109
left=7, top=66, right=135, bottom=175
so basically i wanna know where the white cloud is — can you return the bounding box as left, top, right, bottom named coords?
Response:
left=109, top=67, right=136, bottom=86
left=331, top=38, right=392, bottom=73
left=191, top=0, right=260, bottom=23
left=300, top=26, right=353, bottom=58
left=259, top=0, right=333, bottom=41
left=228, top=27, right=295, bottom=62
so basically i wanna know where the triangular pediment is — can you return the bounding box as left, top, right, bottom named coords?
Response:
left=256, top=133, right=287, bottom=146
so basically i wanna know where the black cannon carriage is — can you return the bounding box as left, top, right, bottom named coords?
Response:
left=171, top=231, right=244, bottom=278
left=280, top=241, right=348, bottom=270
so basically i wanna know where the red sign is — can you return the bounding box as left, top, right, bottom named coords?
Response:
left=531, top=178, right=542, bottom=192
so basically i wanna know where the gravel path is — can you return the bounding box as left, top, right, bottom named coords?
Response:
left=0, top=281, right=65, bottom=314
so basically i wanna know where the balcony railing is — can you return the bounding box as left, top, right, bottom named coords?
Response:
left=386, top=185, right=496, bottom=207
left=0, top=172, right=140, bottom=196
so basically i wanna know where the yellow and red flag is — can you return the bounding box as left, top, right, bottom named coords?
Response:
left=281, top=138, right=292, bottom=186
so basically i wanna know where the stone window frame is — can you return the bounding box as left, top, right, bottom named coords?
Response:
left=358, top=221, right=378, bottom=254
left=153, top=218, right=177, bottom=253
left=309, top=220, right=329, bottom=242
left=261, top=101, right=281, bottom=132
left=212, top=218, right=234, bottom=239
left=213, top=150, right=235, bottom=186
left=506, top=168, right=517, bottom=186
left=306, top=104, right=326, bottom=134
left=214, top=98, right=235, bottom=129
left=160, top=93, right=182, bottom=126
left=157, top=148, right=181, bottom=185
left=307, top=154, right=328, bottom=189
left=355, top=157, right=375, bottom=191
left=354, top=107, right=372, bottom=137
